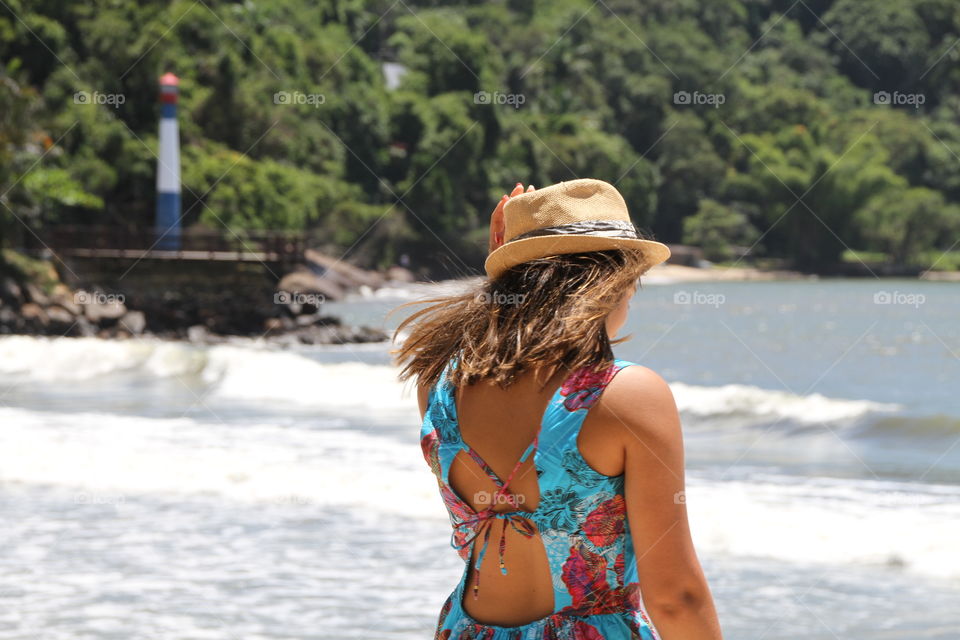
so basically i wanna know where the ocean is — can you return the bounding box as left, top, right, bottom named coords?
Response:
left=0, top=278, right=957, bottom=639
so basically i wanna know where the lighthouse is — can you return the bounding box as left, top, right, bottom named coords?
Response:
left=155, top=72, right=181, bottom=250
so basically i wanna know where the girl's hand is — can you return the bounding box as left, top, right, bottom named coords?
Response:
left=489, top=183, right=535, bottom=254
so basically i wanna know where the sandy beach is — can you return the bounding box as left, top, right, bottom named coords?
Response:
left=641, top=263, right=813, bottom=284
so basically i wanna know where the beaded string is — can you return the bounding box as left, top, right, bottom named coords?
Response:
left=462, top=436, right=539, bottom=599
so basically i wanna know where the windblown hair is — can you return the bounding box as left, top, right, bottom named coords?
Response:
left=391, top=249, right=649, bottom=389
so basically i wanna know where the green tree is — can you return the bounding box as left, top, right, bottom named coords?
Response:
left=3, top=0, right=960, bottom=277
left=856, top=186, right=960, bottom=266
left=817, top=0, right=932, bottom=92
left=683, top=198, right=758, bottom=262
left=0, top=71, right=101, bottom=252
left=720, top=121, right=905, bottom=269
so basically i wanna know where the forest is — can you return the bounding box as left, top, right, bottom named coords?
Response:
left=2, top=0, right=960, bottom=276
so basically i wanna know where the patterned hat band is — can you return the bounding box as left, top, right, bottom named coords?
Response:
left=484, top=179, right=671, bottom=278
left=507, top=219, right=640, bottom=243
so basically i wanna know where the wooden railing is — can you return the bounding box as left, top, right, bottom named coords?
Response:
left=21, top=225, right=307, bottom=266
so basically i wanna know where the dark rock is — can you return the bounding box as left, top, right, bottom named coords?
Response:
left=304, top=249, right=385, bottom=289
left=300, top=261, right=355, bottom=290
left=276, top=270, right=341, bottom=305
left=0, top=307, right=19, bottom=331
left=187, top=325, right=209, bottom=343
left=71, top=316, right=97, bottom=338
left=119, top=311, right=147, bottom=335
left=51, top=286, right=82, bottom=315
left=269, top=332, right=302, bottom=348
left=182, top=325, right=229, bottom=344
left=263, top=317, right=285, bottom=333
left=20, top=303, right=48, bottom=328
left=353, top=326, right=389, bottom=343
left=24, top=283, right=50, bottom=306
left=295, top=313, right=340, bottom=327
left=290, top=322, right=387, bottom=345
left=386, top=266, right=416, bottom=283
left=81, top=291, right=127, bottom=324
left=293, top=327, right=323, bottom=345
left=0, top=277, right=21, bottom=304
left=46, top=305, right=76, bottom=334
left=2, top=252, right=395, bottom=344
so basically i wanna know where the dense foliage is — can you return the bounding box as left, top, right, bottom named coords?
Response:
left=2, top=0, right=960, bottom=275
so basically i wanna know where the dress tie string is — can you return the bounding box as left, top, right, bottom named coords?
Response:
left=450, top=436, right=539, bottom=599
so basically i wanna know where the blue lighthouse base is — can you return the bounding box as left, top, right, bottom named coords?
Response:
left=155, top=192, right=182, bottom=250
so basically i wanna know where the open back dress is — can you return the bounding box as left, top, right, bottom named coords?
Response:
left=420, top=357, right=661, bottom=640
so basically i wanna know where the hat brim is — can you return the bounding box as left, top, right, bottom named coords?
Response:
left=484, top=235, right=671, bottom=279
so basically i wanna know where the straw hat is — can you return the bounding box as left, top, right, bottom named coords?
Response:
left=484, top=178, right=671, bottom=279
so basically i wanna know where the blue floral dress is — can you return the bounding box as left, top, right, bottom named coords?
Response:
left=420, top=357, right=661, bottom=640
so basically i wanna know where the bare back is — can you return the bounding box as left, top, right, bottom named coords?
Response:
left=418, top=364, right=631, bottom=626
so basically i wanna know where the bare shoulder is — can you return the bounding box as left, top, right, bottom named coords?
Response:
left=604, top=367, right=718, bottom=630
left=416, top=380, right=431, bottom=420
left=596, top=364, right=683, bottom=450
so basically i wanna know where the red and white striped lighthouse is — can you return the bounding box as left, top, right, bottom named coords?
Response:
left=155, top=72, right=181, bottom=250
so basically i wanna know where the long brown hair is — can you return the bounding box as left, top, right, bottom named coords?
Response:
left=390, top=249, right=649, bottom=389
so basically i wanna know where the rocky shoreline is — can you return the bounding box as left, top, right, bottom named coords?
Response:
left=4, top=251, right=950, bottom=346
left=0, top=251, right=412, bottom=345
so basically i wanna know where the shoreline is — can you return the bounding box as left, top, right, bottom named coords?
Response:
left=641, top=263, right=813, bottom=284
left=2, top=256, right=956, bottom=344
left=642, top=263, right=960, bottom=283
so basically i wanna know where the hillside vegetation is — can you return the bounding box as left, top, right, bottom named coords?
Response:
left=2, top=0, right=960, bottom=275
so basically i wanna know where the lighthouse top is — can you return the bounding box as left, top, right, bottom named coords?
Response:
left=159, top=72, right=179, bottom=106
